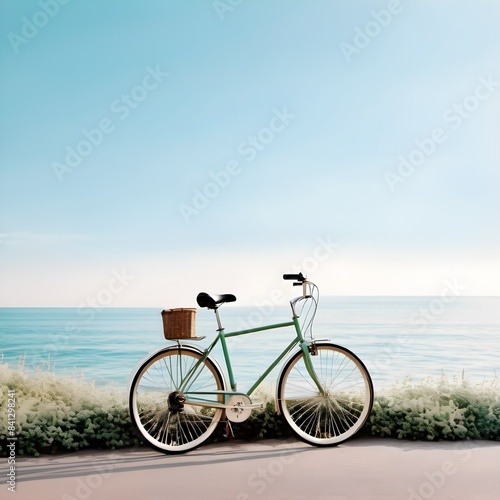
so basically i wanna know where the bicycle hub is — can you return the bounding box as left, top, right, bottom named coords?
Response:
left=168, top=391, right=186, bottom=412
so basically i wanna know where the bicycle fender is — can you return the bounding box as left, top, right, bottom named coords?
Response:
left=128, top=343, right=228, bottom=393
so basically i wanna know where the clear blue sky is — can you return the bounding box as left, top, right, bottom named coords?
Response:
left=1, top=0, right=499, bottom=306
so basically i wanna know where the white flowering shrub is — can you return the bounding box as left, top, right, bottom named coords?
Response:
left=0, top=364, right=137, bottom=456
left=368, top=375, right=500, bottom=441
left=1, top=365, right=499, bottom=456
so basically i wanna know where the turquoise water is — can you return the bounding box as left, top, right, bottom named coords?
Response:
left=1, top=297, right=499, bottom=392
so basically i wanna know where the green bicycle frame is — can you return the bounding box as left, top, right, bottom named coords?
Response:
left=178, top=313, right=325, bottom=405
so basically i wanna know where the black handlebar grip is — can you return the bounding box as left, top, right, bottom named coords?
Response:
left=283, top=273, right=304, bottom=281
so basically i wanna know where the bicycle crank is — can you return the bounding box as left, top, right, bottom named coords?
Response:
left=226, top=395, right=253, bottom=422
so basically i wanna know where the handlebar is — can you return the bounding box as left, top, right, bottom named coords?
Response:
left=283, top=272, right=318, bottom=320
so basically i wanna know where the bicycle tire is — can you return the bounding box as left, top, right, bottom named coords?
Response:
left=277, top=342, right=373, bottom=446
left=129, top=345, right=225, bottom=454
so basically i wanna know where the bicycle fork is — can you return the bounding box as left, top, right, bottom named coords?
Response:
left=292, top=315, right=326, bottom=396
left=299, top=340, right=326, bottom=395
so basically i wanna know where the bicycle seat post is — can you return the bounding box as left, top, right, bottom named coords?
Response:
left=214, top=307, right=224, bottom=332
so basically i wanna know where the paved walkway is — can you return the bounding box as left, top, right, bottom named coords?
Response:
left=8, top=436, right=500, bottom=499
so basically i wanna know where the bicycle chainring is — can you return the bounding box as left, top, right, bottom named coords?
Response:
left=226, top=395, right=252, bottom=422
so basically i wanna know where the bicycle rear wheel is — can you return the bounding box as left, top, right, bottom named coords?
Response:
left=277, top=342, right=373, bottom=446
left=129, top=346, right=225, bottom=453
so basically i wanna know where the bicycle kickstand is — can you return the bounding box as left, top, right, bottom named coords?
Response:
left=225, top=419, right=235, bottom=440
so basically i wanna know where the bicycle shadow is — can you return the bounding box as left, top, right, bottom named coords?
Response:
left=18, top=440, right=313, bottom=483
left=18, top=435, right=500, bottom=483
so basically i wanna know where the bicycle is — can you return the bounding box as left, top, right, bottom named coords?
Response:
left=129, top=273, right=374, bottom=453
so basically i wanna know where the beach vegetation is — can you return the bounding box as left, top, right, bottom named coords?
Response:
left=1, top=364, right=498, bottom=456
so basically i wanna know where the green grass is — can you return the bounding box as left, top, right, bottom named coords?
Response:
left=1, top=364, right=498, bottom=456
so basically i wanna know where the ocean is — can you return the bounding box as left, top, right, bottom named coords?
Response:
left=1, top=297, right=499, bottom=393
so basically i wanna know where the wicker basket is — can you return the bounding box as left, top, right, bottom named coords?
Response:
left=161, top=308, right=196, bottom=339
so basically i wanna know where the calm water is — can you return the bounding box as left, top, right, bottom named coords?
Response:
left=1, top=297, right=499, bottom=392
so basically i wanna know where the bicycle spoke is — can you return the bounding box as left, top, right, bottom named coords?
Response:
left=130, top=348, right=224, bottom=453
left=279, top=344, right=373, bottom=445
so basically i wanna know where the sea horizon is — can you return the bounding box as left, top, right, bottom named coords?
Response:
left=1, top=297, right=499, bottom=393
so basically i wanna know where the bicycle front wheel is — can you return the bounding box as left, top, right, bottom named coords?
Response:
left=129, top=346, right=225, bottom=453
left=277, top=343, right=373, bottom=446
